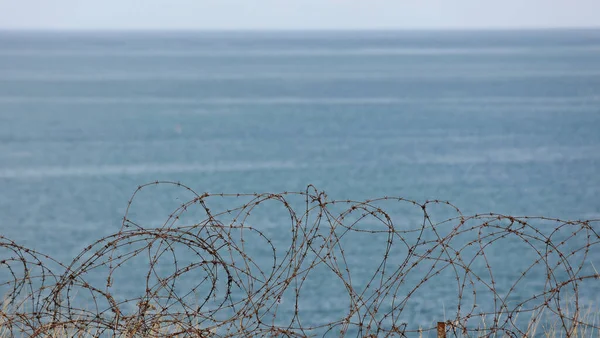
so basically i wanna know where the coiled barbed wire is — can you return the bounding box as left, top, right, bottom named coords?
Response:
left=1, top=181, right=599, bottom=337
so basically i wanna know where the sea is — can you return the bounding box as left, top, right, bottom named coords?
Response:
left=0, top=30, right=599, bottom=335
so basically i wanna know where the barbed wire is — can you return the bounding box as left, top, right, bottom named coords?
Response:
left=1, top=181, right=599, bottom=337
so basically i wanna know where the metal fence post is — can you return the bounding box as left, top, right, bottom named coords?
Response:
left=437, top=322, right=446, bottom=338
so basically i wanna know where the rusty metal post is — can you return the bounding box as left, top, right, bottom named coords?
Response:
left=437, top=322, right=446, bottom=338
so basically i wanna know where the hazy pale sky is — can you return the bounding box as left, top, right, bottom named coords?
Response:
left=0, top=0, right=598, bottom=30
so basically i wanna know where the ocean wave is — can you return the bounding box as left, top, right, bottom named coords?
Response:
left=0, top=161, right=305, bottom=179
left=0, top=96, right=597, bottom=105
left=1, top=46, right=600, bottom=57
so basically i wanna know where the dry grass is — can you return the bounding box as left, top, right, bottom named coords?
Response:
left=1, top=288, right=598, bottom=337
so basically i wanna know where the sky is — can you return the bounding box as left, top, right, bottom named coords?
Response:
left=0, top=0, right=598, bottom=31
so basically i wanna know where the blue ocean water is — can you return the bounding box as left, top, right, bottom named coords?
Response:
left=1, top=30, right=600, bottom=333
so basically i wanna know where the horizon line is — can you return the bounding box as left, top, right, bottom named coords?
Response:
left=1, top=26, right=600, bottom=33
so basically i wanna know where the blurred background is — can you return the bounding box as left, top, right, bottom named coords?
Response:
left=1, top=1, right=599, bottom=332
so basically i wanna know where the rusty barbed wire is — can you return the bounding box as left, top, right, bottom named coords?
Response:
left=1, top=181, right=599, bottom=337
